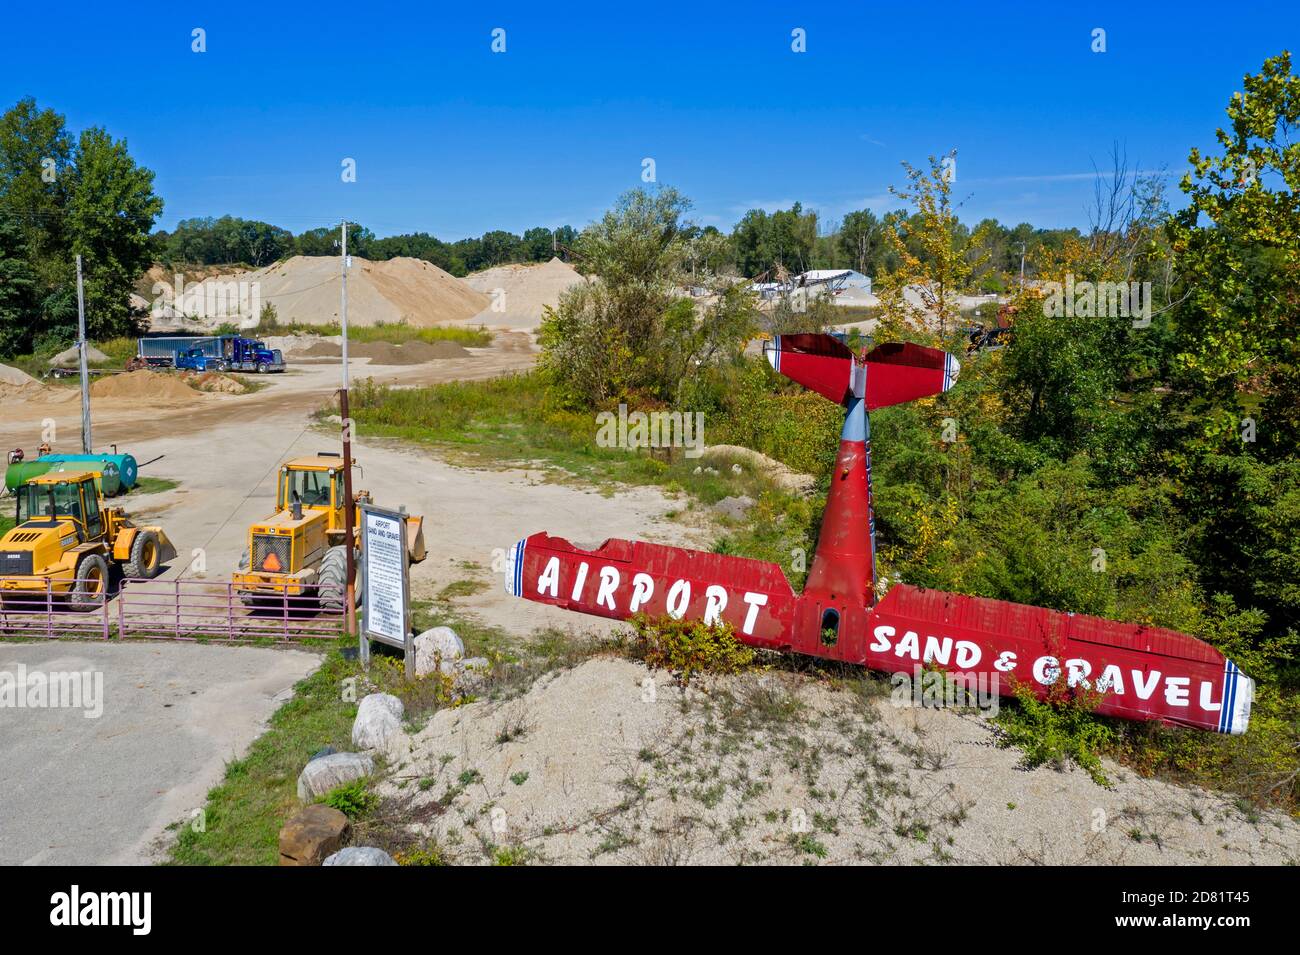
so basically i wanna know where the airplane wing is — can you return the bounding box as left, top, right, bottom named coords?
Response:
left=867, top=585, right=1253, bottom=734
left=505, top=533, right=800, bottom=651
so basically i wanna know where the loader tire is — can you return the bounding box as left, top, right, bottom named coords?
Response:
left=317, top=546, right=362, bottom=613
left=70, top=553, right=110, bottom=611
left=318, top=546, right=346, bottom=612
left=123, top=530, right=163, bottom=579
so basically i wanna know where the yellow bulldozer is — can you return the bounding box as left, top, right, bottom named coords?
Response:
left=233, top=453, right=426, bottom=610
left=0, top=470, right=176, bottom=609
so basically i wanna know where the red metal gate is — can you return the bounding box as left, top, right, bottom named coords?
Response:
left=116, top=578, right=345, bottom=641
left=0, top=577, right=344, bottom=642
left=0, top=577, right=111, bottom=639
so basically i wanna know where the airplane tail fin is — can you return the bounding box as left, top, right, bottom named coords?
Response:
left=763, top=333, right=856, bottom=404
left=860, top=341, right=960, bottom=410
left=764, top=335, right=960, bottom=409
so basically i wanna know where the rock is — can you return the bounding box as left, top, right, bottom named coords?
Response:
left=279, top=805, right=351, bottom=866
left=714, top=495, right=755, bottom=520
left=731, top=463, right=743, bottom=475
left=693, top=466, right=702, bottom=475
left=352, top=693, right=404, bottom=753
left=324, top=846, right=398, bottom=866
left=413, top=626, right=465, bottom=677
left=451, top=656, right=492, bottom=694
left=297, top=751, right=374, bottom=801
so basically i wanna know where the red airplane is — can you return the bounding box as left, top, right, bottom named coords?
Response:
left=506, top=333, right=1253, bottom=734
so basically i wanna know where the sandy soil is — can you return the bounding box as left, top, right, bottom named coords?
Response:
left=464, top=257, right=585, bottom=331
left=375, top=657, right=1300, bottom=866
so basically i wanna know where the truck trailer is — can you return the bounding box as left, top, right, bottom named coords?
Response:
left=134, top=335, right=285, bottom=373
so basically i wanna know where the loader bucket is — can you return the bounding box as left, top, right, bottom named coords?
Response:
left=151, top=528, right=179, bottom=565
left=406, top=515, right=427, bottom=563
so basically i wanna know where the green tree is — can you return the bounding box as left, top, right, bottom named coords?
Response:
left=539, top=186, right=756, bottom=408
left=0, top=99, right=161, bottom=353
left=0, top=216, right=37, bottom=355
left=64, top=126, right=164, bottom=339
left=838, top=209, right=881, bottom=274
left=521, top=226, right=554, bottom=261
left=0, top=97, right=72, bottom=289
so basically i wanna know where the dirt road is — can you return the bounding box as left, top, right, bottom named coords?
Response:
left=0, top=332, right=707, bottom=633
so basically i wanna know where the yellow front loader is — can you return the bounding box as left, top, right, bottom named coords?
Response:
left=233, top=453, right=426, bottom=609
left=0, top=471, right=176, bottom=609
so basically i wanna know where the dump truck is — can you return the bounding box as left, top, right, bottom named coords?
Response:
left=233, top=454, right=426, bottom=609
left=0, top=471, right=176, bottom=609
left=131, top=335, right=285, bottom=373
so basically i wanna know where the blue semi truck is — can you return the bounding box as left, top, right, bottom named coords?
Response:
left=135, top=335, right=286, bottom=373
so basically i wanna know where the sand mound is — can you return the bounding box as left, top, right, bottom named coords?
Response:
left=393, top=340, right=469, bottom=361
left=183, top=371, right=247, bottom=394
left=48, top=345, right=110, bottom=366
left=213, top=255, right=491, bottom=329
left=90, top=370, right=200, bottom=404
left=0, top=363, right=53, bottom=400
left=372, top=657, right=1300, bottom=866
left=701, top=445, right=816, bottom=495
left=464, top=257, right=585, bottom=329
left=0, top=363, right=39, bottom=388
left=297, top=341, right=343, bottom=358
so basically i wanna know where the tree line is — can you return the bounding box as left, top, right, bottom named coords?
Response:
left=150, top=218, right=581, bottom=277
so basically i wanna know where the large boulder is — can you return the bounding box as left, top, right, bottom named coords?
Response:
left=324, top=846, right=398, bottom=866
left=297, top=751, right=374, bottom=801
left=352, top=693, right=404, bottom=753
left=412, top=626, right=465, bottom=677
left=279, top=805, right=350, bottom=866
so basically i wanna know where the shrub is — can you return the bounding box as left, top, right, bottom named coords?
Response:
left=320, top=779, right=377, bottom=818
left=994, top=679, right=1115, bottom=786
left=624, top=614, right=758, bottom=686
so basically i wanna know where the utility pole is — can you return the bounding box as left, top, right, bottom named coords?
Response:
left=1018, top=241, right=1027, bottom=289
left=339, top=221, right=360, bottom=658
left=76, top=254, right=91, bottom=453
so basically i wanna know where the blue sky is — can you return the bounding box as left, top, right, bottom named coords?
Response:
left=2, top=1, right=1295, bottom=239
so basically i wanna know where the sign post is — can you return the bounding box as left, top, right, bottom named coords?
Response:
left=359, top=503, right=412, bottom=675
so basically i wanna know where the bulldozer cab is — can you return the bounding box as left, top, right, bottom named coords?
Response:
left=277, top=458, right=345, bottom=532
left=16, top=473, right=103, bottom=542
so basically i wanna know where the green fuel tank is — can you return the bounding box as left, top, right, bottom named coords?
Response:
left=3, top=460, right=54, bottom=492
left=3, top=460, right=123, bottom=497
left=36, top=453, right=139, bottom=490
